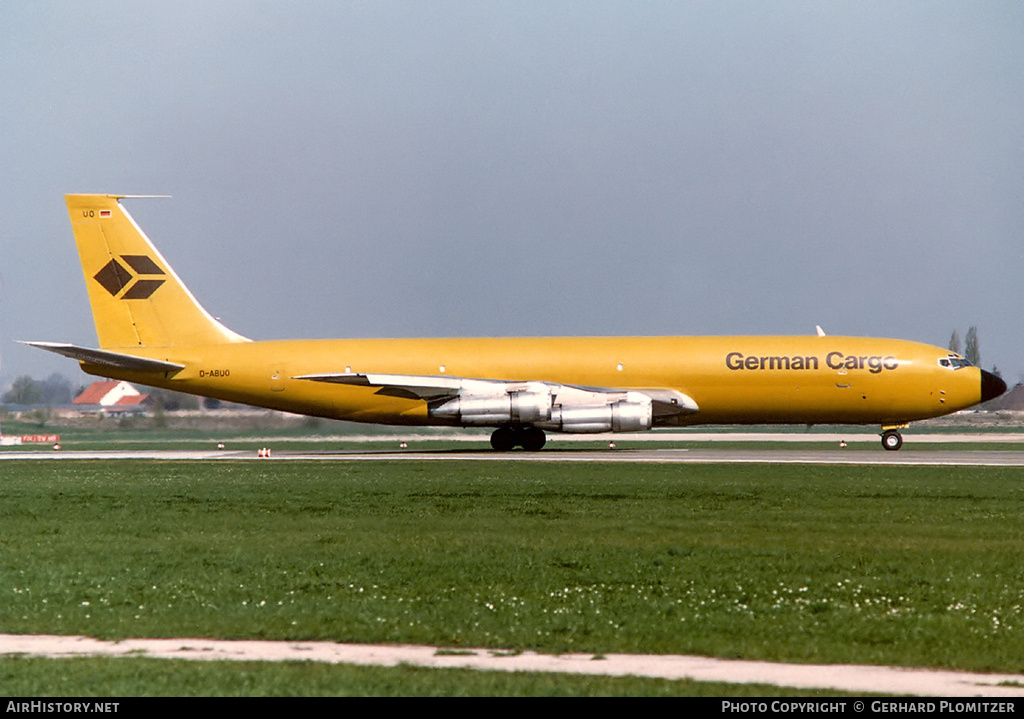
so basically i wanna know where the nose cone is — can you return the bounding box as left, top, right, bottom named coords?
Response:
left=980, top=369, right=1007, bottom=404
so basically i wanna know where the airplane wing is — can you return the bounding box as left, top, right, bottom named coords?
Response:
left=293, top=371, right=698, bottom=431
left=20, top=341, right=185, bottom=374
left=293, top=372, right=465, bottom=400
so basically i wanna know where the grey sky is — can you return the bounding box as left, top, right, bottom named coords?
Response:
left=2, top=1, right=1022, bottom=387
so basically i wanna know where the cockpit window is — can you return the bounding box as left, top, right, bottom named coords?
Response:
left=940, top=355, right=973, bottom=370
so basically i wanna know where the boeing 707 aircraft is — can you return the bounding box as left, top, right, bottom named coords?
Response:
left=26, top=195, right=1006, bottom=451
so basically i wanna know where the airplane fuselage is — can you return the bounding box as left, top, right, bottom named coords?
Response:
left=86, top=334, right=990, bottom=428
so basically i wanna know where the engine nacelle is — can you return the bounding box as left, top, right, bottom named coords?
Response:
left=538, top=396, right=653, bottom=433
left=428, top=382, right=659, bottom=433
left=430, top=387, right=552, bottom=425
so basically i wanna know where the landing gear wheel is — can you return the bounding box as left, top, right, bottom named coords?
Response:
left=881, top=431, right=903, bottom=451
left=520, top=427, right=547, bottom=452
left=490, top=426, right=517, bottom=452
left=489, top=426, right=547, bottom=451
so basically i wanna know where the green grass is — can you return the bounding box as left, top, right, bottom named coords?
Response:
left=0, top=656, right=842, bottom=697
left=2, top=459, right=1024, bottom=687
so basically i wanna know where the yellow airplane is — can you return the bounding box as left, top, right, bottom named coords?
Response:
left=26, top=194, right=1006, bottom=451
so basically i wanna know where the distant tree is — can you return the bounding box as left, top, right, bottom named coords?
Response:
left=948, top=330, right=961, bottom=355
left=964, top=326, right=981, bottom=367
left=3, top=375, right=41, bottom=405
left=37, top=373, right=72, bottom=406
left=1, top=373, right=73, bottom=406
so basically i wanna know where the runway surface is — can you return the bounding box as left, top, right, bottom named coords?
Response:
left=3, top=430, right=1024, bottom=465
left=3, top=634, right=1023, bottom=697
left=4, top=446, right=1024, bottom=466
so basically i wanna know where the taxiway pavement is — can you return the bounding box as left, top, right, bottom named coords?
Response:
left=3, top=634, right=1023, bottom=697
left=4, top=446, right=1024, bottom=466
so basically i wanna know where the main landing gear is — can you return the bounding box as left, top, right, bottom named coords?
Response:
left=881, top=430, right=903, bottom=451
left=490, top=425, right=547, bottom=452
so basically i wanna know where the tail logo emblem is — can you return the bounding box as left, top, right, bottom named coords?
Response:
left=94, top=255, right=166, bottom=299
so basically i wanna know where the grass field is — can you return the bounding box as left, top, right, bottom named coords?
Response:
left=2, top=457, right=1024, bottom=681
left=0, top=656, right=844, bottom=697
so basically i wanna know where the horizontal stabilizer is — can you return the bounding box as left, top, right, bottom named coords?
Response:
left=21, top=341, right=185, bottom=374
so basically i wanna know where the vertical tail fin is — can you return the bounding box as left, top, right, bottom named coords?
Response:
left=66, top=194, right=248, bottom=348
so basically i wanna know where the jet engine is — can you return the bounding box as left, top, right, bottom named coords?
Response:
left=430, top=385, right=553, bottom=425
left=429, top=383, right=654, bottom=433
left=539, top=397, right=653, bottom=433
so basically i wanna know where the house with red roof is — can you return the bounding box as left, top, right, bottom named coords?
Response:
left=73, top=380, right=151, bottom=416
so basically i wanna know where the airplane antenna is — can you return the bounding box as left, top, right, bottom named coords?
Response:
left=815, top=325, right=826, bottom=337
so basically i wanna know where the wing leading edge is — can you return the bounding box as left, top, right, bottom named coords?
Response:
left=293, top=372, right=698, bottom=433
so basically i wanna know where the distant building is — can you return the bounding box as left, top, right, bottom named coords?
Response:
left=73, top=380, right=151, bottom=417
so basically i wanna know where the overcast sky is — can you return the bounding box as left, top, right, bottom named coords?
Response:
left=2, top=1, right=1022, bottom=387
